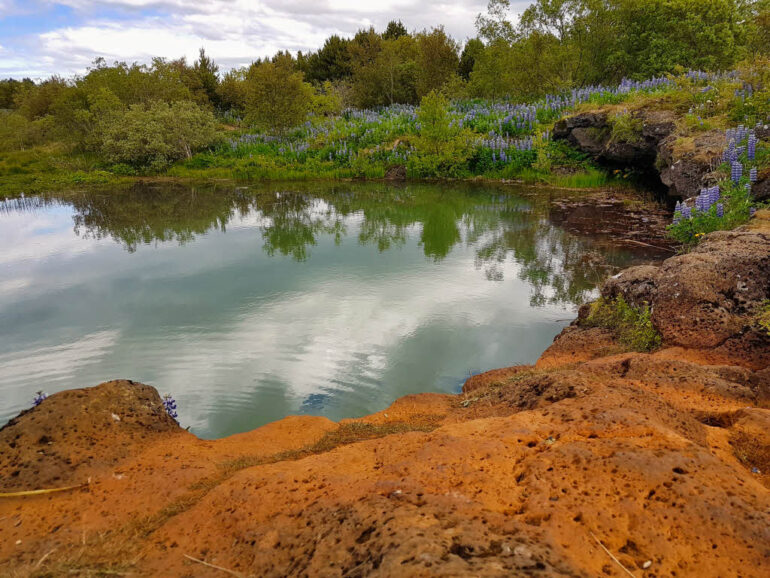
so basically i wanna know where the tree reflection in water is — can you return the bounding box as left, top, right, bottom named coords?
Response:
left=3, top=181, right=646, bottom=308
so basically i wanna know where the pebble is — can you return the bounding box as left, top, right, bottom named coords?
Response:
left=643, top=560, right=652, bottom=569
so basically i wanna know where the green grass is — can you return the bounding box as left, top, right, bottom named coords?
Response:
left=583, top=295, right=662, bottom=352
left=609, top=110, right=643, bottom=144
left=0, top=145, right=128, bottom=198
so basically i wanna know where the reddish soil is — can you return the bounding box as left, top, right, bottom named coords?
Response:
left=1, top=216, right=769, bottom=577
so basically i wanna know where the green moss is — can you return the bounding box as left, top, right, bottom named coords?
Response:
left=757, top=301, right=770, bottom=337
left=584, top=295, right=661, bottom=352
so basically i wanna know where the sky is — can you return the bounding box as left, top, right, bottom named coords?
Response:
left=0, top=1, right=529, bottom=79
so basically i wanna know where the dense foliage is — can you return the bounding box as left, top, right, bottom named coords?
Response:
left=0, top=0, right=768, bottom=187
left=100, top=101, right=220, bottom=171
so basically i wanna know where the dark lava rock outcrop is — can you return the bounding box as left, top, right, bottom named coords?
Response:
left=554, top=109, right=770, bottom=199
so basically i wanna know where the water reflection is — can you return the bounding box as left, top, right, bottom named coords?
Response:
left=0, top=182, right=645, bottom=438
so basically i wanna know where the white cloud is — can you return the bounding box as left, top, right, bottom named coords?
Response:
left=1, top=1, right=532, bottom=78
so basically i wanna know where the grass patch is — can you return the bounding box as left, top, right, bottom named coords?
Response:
left=609, top=110, right=643, bottom=144
left=583, top=295, right=661, bottom=352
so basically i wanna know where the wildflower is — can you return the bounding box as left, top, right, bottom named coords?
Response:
left=747, top=134, right=757, bottom=161
left=731, top=161, right=743, bottom=184
left=716, top=203, right=724, bottom=218
left=162, top=394, right=178, bottom=420
left=33, top=391, right=47, bottom=406
left=749, top=167, right=757, bottom=183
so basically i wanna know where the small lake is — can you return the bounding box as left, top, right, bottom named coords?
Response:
left=0, top=182, right=650, bottom=438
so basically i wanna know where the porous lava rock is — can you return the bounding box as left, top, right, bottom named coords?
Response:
left=0, top=380, right=183, bottom=492
left=596, top=228, right=770, bottom=369
left=1, top=229, right=769, bottom=577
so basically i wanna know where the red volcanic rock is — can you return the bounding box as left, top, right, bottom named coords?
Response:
left=1, top=228, right=769, bottom=577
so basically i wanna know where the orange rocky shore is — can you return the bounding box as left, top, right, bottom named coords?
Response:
left=2, top=214, right=769, bottom=577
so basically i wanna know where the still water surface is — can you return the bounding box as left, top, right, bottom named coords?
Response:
left=1, top=182, right=644, bottom=438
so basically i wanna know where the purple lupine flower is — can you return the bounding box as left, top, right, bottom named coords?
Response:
left=731, top=161, right=743, bottom=184
left=749, top=167, right=758, bottom=183
left=162, top=394, right=178, bottom=420
left=716, top=203, right=724, bottom=218
left=33, top=391, right=47, bottom=406
left=747, top=134, right=757, bottom=161
left=750, top=207, right=756, bottom=217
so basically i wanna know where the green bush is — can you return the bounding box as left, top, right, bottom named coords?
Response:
left=244, top=61, right=314, bottom=134
left=409, top=90, right=473, bottom=177
left=99, top=101, right=221, bottom=171
left=584, top=295, right=662, bottom=352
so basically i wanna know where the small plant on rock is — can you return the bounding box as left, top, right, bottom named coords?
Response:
left=609, top=110, right=643, bottom=144
left=584, top=295, right=662, bottom=352
left=757, top=301, right=770, bottom=337
left=33, top=390, right=47, bottom=406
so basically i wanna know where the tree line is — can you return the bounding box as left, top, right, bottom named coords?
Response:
left=1, top=0, right=768, bottom=168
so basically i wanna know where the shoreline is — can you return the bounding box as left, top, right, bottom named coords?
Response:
left=1, top=213, right=768, bottom=576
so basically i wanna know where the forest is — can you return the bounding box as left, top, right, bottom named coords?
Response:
left=0, top=0, right=768, bottom=189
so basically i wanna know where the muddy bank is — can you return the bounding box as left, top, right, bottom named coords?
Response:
left=1, top=216, right=769, bottom=577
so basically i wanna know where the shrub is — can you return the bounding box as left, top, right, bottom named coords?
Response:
left=584, top=295, right=662, bottom=352
left=0, top=111, right=55, bottom=151
left=410, top=90, right=472, bottom=177
left=244, top=61, right=314, bottom=134
left=99, top=100, right=220, bottom=171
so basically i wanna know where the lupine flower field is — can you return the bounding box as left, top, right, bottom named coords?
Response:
left=174, top=67, right=768, bottom=201
left=175, top=73, right=680, bottom=178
